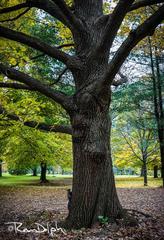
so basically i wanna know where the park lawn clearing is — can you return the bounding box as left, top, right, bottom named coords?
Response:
left=115, top=176, right=162, bottom=188
left=0, top=173, right=72, bottom=187
left=0, top=174, right=162, bottom=188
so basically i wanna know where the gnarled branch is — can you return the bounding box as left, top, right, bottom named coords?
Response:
left=0, top=105, right=72, bottom=135
left=0, top=63, right=74, bottom=111
left=0, top=2, right=29, bottom=14
left=18, top=43, right=74, bottom=63
left=105, top=3, right=164, bottom=86
left=0, top=0, right=84, bottom=32
left=0, top=26, right=80, bottom=69
left=0, top=82, right=33, bottom=90
left=0, top=7, right=30, bottom=23
left=129, top=0, right=164, bottom=12
left=89, top=0, right=135, bottom=60
left=0, top=0, right=70, bottom=29
left=102, top=0, right=135, bottom=50
left=52, top=0, right=84, bottom=31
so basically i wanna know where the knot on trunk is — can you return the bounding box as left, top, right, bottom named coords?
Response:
left=86, top=151, right=106, bottom=164
left=76, top=92, right=99, bottom=112
left=78, top=92, right=93, bottom=106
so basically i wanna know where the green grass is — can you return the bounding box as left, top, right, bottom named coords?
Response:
left=0, top=173, right=72, bottom=187
left=115, top=176, right=162, bottom=188
left=0, top=173, right=162, bottom=188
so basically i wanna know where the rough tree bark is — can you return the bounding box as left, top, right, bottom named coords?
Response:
left=66, top=94, right=122, bottom=228
left=0, top=0, right=164, bottom=229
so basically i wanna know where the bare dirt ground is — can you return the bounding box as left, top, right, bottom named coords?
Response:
left=0, top=187, right=164, bottom=240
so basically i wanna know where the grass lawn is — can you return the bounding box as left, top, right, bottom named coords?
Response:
left=0, top=173, right=162, bottom=187
left=0, top=173, right=72, bottom=187
left=115, top=175, right=162, bottom=188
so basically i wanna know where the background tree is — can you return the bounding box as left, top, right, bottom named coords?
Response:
left=148, top=37, right=164, bottom=184
left=3, top=124, right=72, bottom=182
left=114, top=114, right=159, bottom=186
left=0, top=129, right=10, bottom=177
left=119, top=6, right=164, bottom=184
left=112, top=78, right=161, bottom=185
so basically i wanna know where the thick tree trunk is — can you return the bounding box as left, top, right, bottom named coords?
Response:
left=63, top=4, right=129, bottom=227
left=0, top=160, right=2, bottom=177
left=153, top=166, right=158, bottom=178
left=32, top=167, right=37, bottom=176
left=65, top=99, right=122, bottom=229
left=40, top=162, right=48, bottom=183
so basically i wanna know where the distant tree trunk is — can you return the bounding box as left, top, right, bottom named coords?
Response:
left=155, top=48, right=164, bottom=182
left=154, top=166, right=158, bottom=178
left=0, top=160, right=2, bottom=177
left=32, top=167, right=37, bottom=176
left=40, top=162, right=48, bottom=183
left=140, top=165, right=144, bottom=177
left=143, top=159, right=148, bottom=186
left=149, top=38, right=164, bottom=187
left=52, top=167, right=55, bottom=175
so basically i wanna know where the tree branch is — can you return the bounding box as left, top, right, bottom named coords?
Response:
left=25, top=122, right=72, bottom=135
left=0, top=26, right=80, bottom=70
left=129, top=0, right=164, bottom=12
left=0, top=1, right=70, bottom=29
left=121, top=132, right=143, bottom=161
left=57, top=43, right=75, bottom=49
left=0, top=82, right=33, bottom=90
left=0, top=2, right=29, bottom=14
left=0, top=8, right=30, bottom=23
left=0, top=63, right=74, bottom=111
left=50, top=68, right=68, bottom=86
left=21, top=43, right=74, bottom=63
left=89, top=0, right=134, bottom=60
left=0, top=105, right=72, bottom=135
left=105, top=4, right=164, bottom=85
left=52, top=0, right=84, bottom=31
left=0, top=0, right=84, bottom=32
left=102, top=0, right=135, bottom=50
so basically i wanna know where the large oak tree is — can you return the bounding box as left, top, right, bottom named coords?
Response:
left=0, top=0, right=164, bottom=229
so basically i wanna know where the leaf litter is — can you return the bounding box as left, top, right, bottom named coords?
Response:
left=0, top=187, right=163, bottom=240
